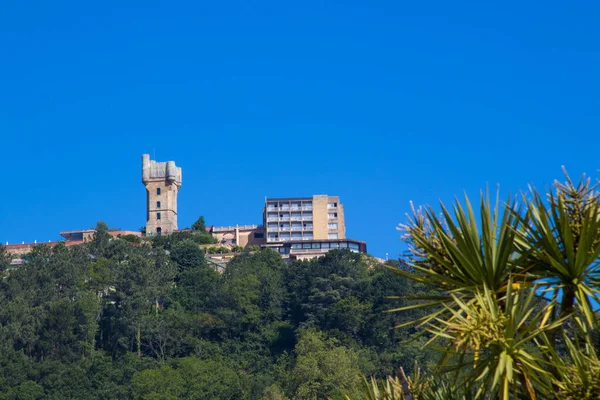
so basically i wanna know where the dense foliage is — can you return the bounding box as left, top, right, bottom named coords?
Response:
left=0, top=225, right=433, bottom=399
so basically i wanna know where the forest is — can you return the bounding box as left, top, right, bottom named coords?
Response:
left=0, top=223, right=432, bottom=399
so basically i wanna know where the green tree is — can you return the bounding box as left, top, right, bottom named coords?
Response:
left=192, top=216, right=206, bottom=232
left=13, top=380, right=44, bottom=400
left=132, top=365, right=185, bottom=400
left=170, top=240, right=206, bottom=272
left=285, top=250, right=370, bottom=338
left=218, top=250, right=286, bottom=334
left=0, top=244, right=11, bottom=272
left=286, top=329, right=362, bottom=400
left=119, top=234, right=142, bottom=244
left=92, top=221, right=111, bottom=255
left=176, top=356, right=244, bottom=399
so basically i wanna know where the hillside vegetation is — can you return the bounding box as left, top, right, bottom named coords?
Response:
left=0, top=225, right=433, bottom=399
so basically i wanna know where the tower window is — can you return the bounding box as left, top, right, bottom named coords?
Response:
left=157, top=188, right=161, bottom=195
left=156, top=227, right=162, bottom=234
left=157, top=212, right=161, bottom=220
left=157, top=201, right=161, bottom=208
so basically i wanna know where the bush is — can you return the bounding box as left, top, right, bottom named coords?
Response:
left=118, top=234, right=141, bottom=244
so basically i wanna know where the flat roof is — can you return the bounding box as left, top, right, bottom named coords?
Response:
left=265, top=197, right=313, bottom=202
left=60, top=230, right=95, bottom=240
left=264, top=238, right=366, bottom=245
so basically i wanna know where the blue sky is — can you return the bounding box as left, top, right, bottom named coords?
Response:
left=1, top=1, right=599, bottom=258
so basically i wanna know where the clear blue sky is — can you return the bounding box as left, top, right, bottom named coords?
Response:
left=1, top=1, right=599, bottom=258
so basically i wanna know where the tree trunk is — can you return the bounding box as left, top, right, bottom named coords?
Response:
left=137, top=325, right=141, bottom=358
left=560, top=285, right=576, bottom=318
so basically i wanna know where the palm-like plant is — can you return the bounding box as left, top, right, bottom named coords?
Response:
left=389, top=191, right=522, bottom=330
left=554, top=334, right=600, bottom=399
left=432, top=282, right=564, bottom=399
left=385, top=171, right=600, bottom=399
left=345, top=363, right=471, bottom=400
left=516, top=172, right=600, bottom=329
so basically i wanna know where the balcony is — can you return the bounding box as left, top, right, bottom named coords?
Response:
left=302, top=206, right=313, bottom=211
left=279, top=217, right=290, bottom=221
left=302, top=216, right=313, bottom=221
left=267, top=217, right=278, bottom=222
left=303, top=226, right=313, bottom=231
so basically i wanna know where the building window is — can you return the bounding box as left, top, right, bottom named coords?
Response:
left=157, top=212, right=161, bottom=220
left=303, top=243, right=311, bottom=249
left=328, top=202, right=337, bottom=209
left=254, top=232, right=264, bottom=239
left=328, top=223, right=338, bottom=230
left=156, top=201, right=161, bottom=208
left=156, top=227, right=162, bottom=234
left=157, top=188, right=161, bottom=195
left=328, top=233, right=338, bottom=239
left=328, top=213, right=338, bottom=219
left=312, top=243, right=320, bottom=249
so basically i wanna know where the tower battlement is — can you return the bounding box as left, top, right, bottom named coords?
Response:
left=142, top=154, right=182, bottom=184
left=142, top=154, right=182, bottom=235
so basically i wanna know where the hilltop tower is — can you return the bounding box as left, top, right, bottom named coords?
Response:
left=142, top=154, right=182, bottom=235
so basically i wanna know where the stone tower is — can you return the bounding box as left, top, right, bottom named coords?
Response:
left=142, top=154, right=182, bottom=235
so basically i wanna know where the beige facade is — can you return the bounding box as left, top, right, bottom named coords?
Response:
left=263, top=195, right=346, bottom=243
left=211, top=225, right=265, bottom=247
left=142, top=154, right=182, bottom=235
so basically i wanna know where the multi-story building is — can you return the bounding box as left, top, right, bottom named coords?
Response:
left=142, top=154, right=182, bottom=235
left=263, top=195, right=345, bottom=243
left=258, top=195, right=366, bottom=259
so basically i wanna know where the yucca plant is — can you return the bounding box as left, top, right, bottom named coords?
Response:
left=388, top=171, right=600, bottom=399
left=515, top=172, right=600, bottom=330
left=344, top=363, right=471, bottom=400
left=554, top=334, right=600, bottom=399
left=389, top=191, right=523, bottom=330
left=432, top=282, right=564, bottom=399
left=345, top=375, right=406, bottom=400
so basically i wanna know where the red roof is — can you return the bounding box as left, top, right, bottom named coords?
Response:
left=5, top=240, right=83, bottom=251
